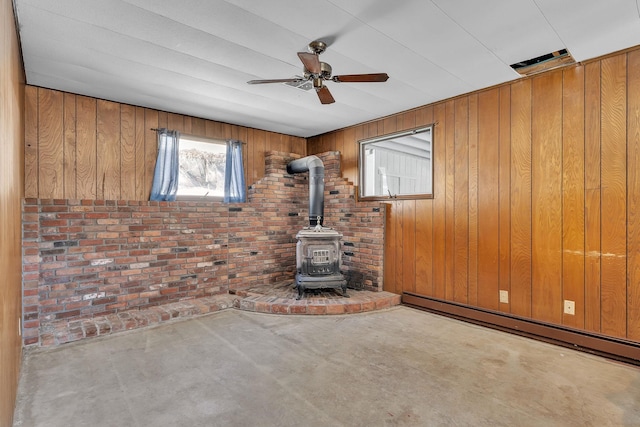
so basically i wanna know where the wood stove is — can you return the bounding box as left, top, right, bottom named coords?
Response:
left=287, top=155, right=347, bottom=299
left=295, top=225, right=347, bottom=299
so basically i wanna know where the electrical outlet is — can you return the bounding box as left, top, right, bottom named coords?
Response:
left=499, top=290, right=509, bottom=304
left=564, top=300, right=575, bottom=315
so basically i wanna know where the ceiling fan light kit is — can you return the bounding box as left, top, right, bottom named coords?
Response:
left=248, top=40, right=389, bottom=104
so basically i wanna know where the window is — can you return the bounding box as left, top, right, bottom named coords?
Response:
left=177, top=135, right=227, bottom=199
left=358, top=125, right=433, bottom=200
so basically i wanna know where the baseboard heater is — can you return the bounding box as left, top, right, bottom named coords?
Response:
left=402, top=292, right=640, bottom=366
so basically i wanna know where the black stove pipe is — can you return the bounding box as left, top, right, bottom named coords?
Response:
left=287, top=155, right=324, bottom=227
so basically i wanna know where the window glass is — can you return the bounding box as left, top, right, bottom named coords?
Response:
left=177, top=135, right=226, bottom=199
left=359, top=126, right=433, bottom=200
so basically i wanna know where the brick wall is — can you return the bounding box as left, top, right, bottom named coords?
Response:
left=22, top=151, right=385, bottom=346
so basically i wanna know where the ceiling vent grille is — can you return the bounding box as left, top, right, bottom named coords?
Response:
left=510, top=49, right=576, bottom=76
left=284, top=76, right=313, bottom=91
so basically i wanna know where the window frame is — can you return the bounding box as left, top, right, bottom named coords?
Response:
left=357, top=124, right=434, bottom=201
left=175, top=134, right=227, bottom=201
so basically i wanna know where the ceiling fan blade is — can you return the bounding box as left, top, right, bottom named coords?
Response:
left=332, top=73, right=389, bottom=83
left=247, top=78, right=303, bottom=84
left=297, top=52, right=321, bottom=74
left=316, top=86, right=335, bottom=104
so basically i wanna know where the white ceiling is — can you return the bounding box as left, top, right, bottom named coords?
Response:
left=14, top=0, right=640, bottom=138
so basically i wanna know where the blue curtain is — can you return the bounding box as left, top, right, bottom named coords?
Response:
left=150, top=129, right=180, bottom=201
left=224, top=140, right=246, bottom=203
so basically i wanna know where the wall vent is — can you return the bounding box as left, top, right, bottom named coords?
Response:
left=510, top=49, right=576, bottom=76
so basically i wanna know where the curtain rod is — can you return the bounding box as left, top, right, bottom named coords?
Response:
left=150, top=128, right=246, bottom=144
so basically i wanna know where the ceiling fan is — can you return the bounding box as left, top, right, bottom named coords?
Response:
left=247, top=40, right=389, bottom=104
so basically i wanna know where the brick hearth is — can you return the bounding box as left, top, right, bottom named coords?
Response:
left=234, top=282, right=401, bottom=315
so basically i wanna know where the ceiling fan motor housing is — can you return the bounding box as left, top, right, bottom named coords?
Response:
left=319, top=62, right=332, bottom=79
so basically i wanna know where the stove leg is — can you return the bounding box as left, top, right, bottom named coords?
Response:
left=341, top=285, right=349, bottom=298
left=296, top=285, right=305, bottom=300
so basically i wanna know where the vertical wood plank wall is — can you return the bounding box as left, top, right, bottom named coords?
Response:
left=24, top=87, right=307, bottom=200
left=1, top=0, right=25, bottom=424
left=308, top=48, right=640, bottom=342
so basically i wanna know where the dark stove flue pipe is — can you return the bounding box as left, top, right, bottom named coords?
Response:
left=287, top=155, right=324, bottom=227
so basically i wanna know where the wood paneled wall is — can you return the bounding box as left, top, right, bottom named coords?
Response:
left=1, top=0, right=25, bottom=424
left=309, top=48, right=640, bottom=342
left=24, top=87, right=307, bottom=200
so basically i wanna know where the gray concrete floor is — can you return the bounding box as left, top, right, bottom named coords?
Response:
left=13, top=307, right=640, bottom=427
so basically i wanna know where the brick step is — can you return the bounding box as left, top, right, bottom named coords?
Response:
left=38, top=285, right=401, bottom=347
